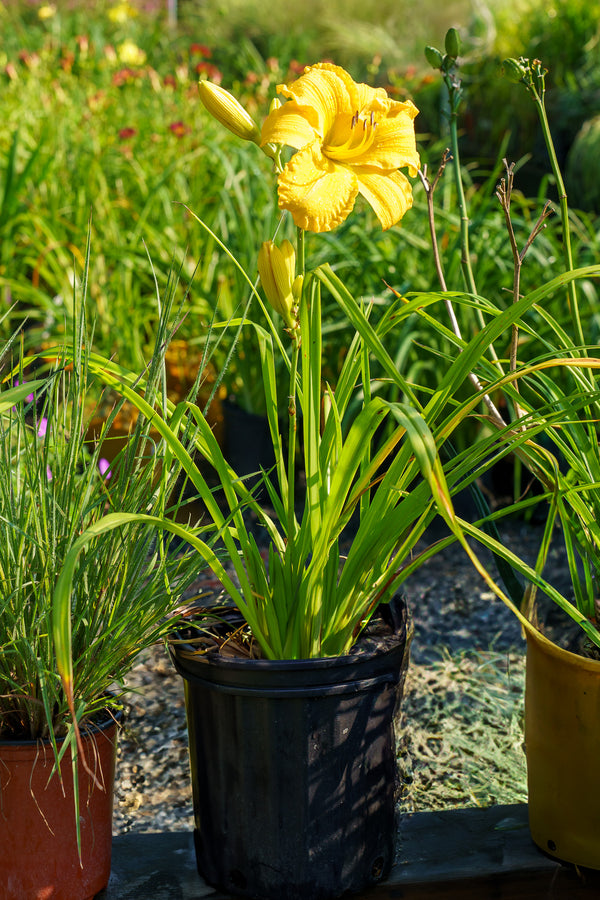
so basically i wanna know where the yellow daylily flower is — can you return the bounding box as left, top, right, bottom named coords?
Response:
left=260, top=63, right=420, bottom=233
left=37, top=4, right=57, bottom=20
left=108, top=1, right=137, bottom=23
left=118, top=40, right=146, bottom=67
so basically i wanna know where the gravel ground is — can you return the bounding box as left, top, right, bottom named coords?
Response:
left=112, top=517, right=572, bottom=834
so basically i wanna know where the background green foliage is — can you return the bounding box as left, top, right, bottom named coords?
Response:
left=1, top=0, right=599, bottom=417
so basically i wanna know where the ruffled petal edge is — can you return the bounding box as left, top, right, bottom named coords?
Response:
left=277, top=143, right=359, bottom=233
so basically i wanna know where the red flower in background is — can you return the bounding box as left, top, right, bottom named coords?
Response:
left=169, top=121, right=190, bottom=138
left=195, top=61, right=222, bottom=82
left=112, top=67, right=142, bottom=87
left=118, top=127, right=137, bottom=140
left=190, top=44, right=211, bottom=58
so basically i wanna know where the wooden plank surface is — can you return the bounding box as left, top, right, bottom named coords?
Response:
left=102, top=804, right=600, bottom=899
left=370, top=804, right=600, bottom=899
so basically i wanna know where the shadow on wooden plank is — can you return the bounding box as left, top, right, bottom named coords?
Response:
left=99, top=805, right=600, bottom=899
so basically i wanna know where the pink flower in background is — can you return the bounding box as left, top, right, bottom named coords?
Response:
left=99, top=458, right=112, bottom=480
left=13, top=380, right=34, bottom=403
left=37, top=417, right=48, bottom=438
left=46, top=465, right=53, bottom=481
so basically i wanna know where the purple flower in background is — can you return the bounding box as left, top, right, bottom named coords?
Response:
left=37, top=417, right=48, bottom=438
left=12, top=379, right=34, bottom=407
left=46, top=465, right=53, bottom=481
left=99, top=458, right=112, bottom=480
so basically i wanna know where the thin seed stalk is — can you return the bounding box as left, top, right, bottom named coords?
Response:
left=444, top=74, right=477, bottom=298
left=529, top=86, right=584, bottom=349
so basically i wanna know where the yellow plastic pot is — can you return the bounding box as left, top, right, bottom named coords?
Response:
left=525, top=623, right=600, bottom=868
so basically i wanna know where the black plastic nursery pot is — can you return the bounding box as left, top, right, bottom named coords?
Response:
left=169, top=606, right=411, bottom=900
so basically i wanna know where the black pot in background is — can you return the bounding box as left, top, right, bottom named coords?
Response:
left=222, top=400, right=276, bottom=494
left=169, top=603, right=411, bottom=900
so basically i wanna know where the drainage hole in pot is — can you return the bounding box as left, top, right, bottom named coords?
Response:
left=230, top=869, right=247, bottom=890
left=370, top=856, right=386, bottom=881
left=547, top=840, right=557, bottom=852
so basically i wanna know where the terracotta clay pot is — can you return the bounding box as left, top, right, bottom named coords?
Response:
left=525, top=624, right=600, bottom=868
left=87, top=340, right=226, bottom=463
left=0, top=714, right=118, bottom=900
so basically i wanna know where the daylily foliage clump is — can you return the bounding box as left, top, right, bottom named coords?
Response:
left=56, top=61, right=477, bottom=666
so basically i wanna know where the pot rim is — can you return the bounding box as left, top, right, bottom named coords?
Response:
left=168, top=602, right=410, bottom=670
left=0, top=704, right=122, bottom=749
left=525, top=623, right=600, bottom=672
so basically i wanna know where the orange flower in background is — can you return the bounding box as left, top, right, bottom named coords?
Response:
left=112, top=67, right=142, bottom=87
left=260, top=63, right=420, bottom=233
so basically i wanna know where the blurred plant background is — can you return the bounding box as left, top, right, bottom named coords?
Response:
left=2, top=0, right=600, bottom=420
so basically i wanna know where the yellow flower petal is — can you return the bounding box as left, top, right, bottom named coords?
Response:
left=260, top=101, right=321, bottom=149
left=355, top=168, right=414, bottom=230
left=276, top=64, right=355, bottom=136
left=323, top=113, right=419, bottom=172
left=354, top=81, right=391, bottom=113
left=278, top=143, right=358, bottom=232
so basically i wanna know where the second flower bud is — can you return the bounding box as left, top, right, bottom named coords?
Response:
left=257, top=240, right=301, bottom=332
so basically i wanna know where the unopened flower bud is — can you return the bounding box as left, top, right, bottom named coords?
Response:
left=198, top=80, right=260, bottom=143
left=258, top=240, right=298, bottom=331
left=425, top=45, right=443, bottom=70
left=502, top=58, right=528, bottom=84
left=444, top=28, right=461, bottom=59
